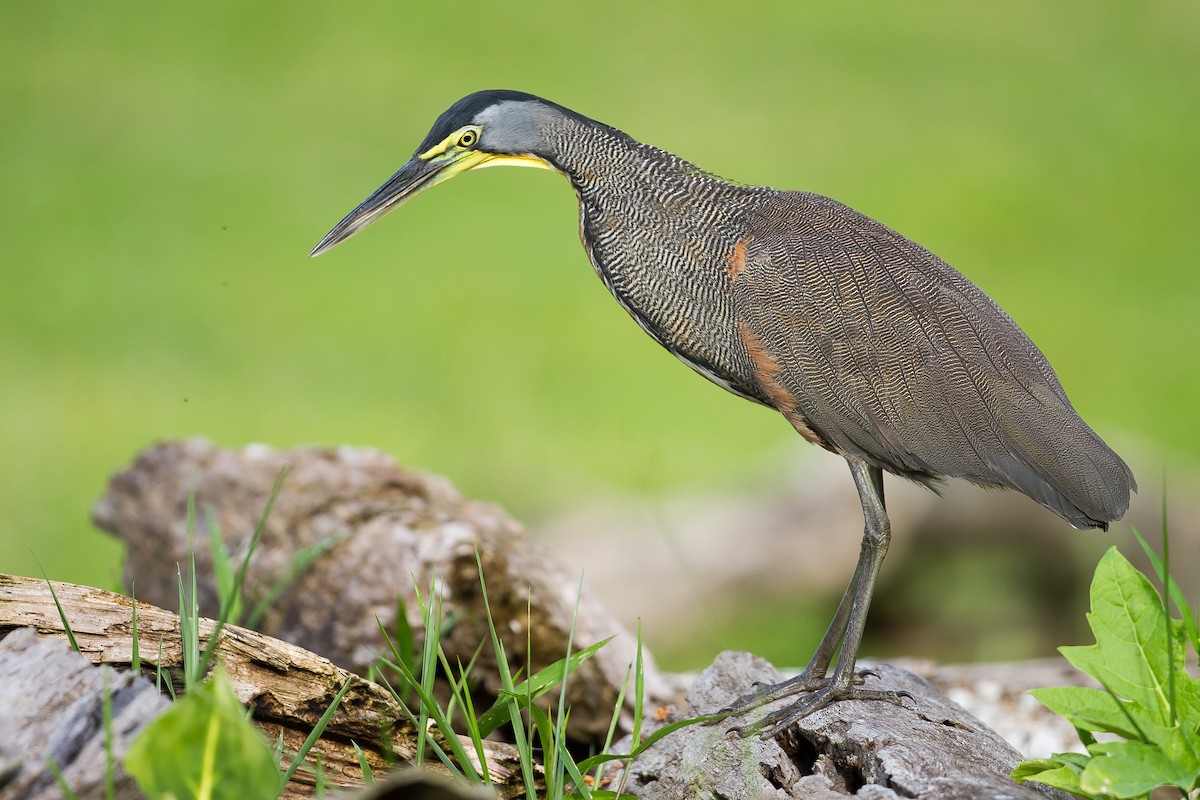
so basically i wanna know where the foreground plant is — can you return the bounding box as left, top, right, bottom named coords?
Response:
left=125, top=668, right=281, bottom=800
left=124, top=471, right=351, bottom=800
left=376, top=554, right=712, bottom=799
left=1013, top=538, right=1200, bottom=799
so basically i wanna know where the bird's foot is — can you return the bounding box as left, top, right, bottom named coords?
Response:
left=719, top=668, right=911, bottom=739
left=715, top=670, right=833, bottom=720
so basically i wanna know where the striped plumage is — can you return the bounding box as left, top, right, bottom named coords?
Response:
left=527, top=99, right=1133, bottom=529
left=311, top=90, right=1135, bottom=731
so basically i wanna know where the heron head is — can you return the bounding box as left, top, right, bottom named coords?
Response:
left=310, top=90, right=572, bottom=256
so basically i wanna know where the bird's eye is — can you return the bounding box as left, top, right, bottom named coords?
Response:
left=458, top=129, right=479, bottom=148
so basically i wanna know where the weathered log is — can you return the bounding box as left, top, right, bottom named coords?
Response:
left=92, top=438, right=677, bottom=741
left=898, top=657, right=1093, bottom=760
left=0, top=627, right=166, bottom=800
left=0, top=575, right=538, bottom=799
left=608, top=651, right=1072, bottom=800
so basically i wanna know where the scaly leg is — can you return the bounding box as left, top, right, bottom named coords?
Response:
left=720, top=461, right=911, bottom=737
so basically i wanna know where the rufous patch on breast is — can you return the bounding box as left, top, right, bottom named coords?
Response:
left=736, top=321, right=835, bottom=452
left=726, top=239, right=748, bottom=282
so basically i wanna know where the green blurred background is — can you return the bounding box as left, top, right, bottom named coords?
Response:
left=2, top=3, right=1197, bottom=669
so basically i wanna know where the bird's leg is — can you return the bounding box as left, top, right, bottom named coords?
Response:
left=723, top=462, right=911, bottom=737
left=717, top=552, right=860, bottom=719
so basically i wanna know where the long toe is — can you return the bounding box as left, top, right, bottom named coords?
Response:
left=714, top=671, right=831, bottom=723
left=738, top=683, right=914, bottom=739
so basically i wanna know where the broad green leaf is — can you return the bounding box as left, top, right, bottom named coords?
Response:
left=1030, top=686, right=1141, bottom=740
left=1128, top=714, right=1200, bottom=776
left=1017, top=544, right=1200, bottom=799
left=1170, top=674, right=1200, bottom=739
left=1060, top=548, right=1183, bottom=729
left=1133, top=528, right=1200, bottom=655
left=1011, top=756, right=1084, bottom=794
left=125, top=669, right=280, bottom=800
left=1082, top=739, right=1197, bottom=798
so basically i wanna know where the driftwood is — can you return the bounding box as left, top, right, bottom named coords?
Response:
left=92, top=439, right=677, bottom=741
left=0, top=575, right=537, bottom=799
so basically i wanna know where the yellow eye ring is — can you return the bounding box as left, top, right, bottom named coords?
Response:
left=458, top=129, right=478, bottom=148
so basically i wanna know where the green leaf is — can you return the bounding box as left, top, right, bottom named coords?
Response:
left=125, top=669, right=280, bottom=800
left=1030, top=686, right=1141, bottom=740
left=1133, top=528, right=1200, bottom=657
left=1011, top=755, right=1084, bottom=794
left=1059, top=548, right=1183, bottom=729
left=1082, top=739, right=1199, bottom=798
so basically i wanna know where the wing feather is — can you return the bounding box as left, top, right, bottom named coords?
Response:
left=731, top=192, right=1134, bottom=527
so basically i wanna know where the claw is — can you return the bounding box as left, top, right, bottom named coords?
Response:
left=710, top=664, right=915, bottom=739
left=754, top=682, right=916, bottom=739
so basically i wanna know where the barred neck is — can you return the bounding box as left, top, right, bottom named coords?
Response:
left=540, top=115, right=761, bottom=205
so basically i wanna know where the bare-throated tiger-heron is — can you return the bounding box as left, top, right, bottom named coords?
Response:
left=311, top=89, right=1136, bottom=736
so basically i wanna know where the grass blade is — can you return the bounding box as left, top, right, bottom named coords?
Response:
left=245, top=533, right=342, bottom=631
left=632, top=619, right=644, bottom=750
left=279, top=675, right=354, bottom=790
left=1159, top=488, right=1177, bottom=728
left=46, top=757, right=80, bottom=800
left=575, top=713, right=724, bottom=775
left=199, top=467, right=288, bottom=679
left=129, top=583, right=140, bottom=675
left=375, top=669, right=470, bottom=781
left=351, top=741, right=374, bottom=783
left=1133, top=526, right=1199, bottom=656
left=102, top=671, right=115, bottom=800
left=550, top=574, right=587, bottom=798
left=37, top=569, right=79, bottom=653
left=474, top=550, right=538, bottom=798
left=207, top=508, right=241, bottom=624
left=32, top=552, right=79, bottom=652
left=475, top=636, right=614, bottom=738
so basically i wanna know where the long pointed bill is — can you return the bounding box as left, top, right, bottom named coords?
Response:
left=309, top=150, right=488, bottom=257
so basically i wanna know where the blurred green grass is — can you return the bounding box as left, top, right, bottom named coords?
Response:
left=2, top=3, right=1197, bottom=653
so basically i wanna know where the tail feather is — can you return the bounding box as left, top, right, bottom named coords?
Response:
left=995, top=410, right=1135, bottom=529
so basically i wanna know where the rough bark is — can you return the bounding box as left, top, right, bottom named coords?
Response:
left=0, top=627, right=167, bottom=800
left=0, top=576, right=537, bottom=799
left=92, top=438, right=677, bottom=741
left=608, top=651, right=1072, bottom=800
